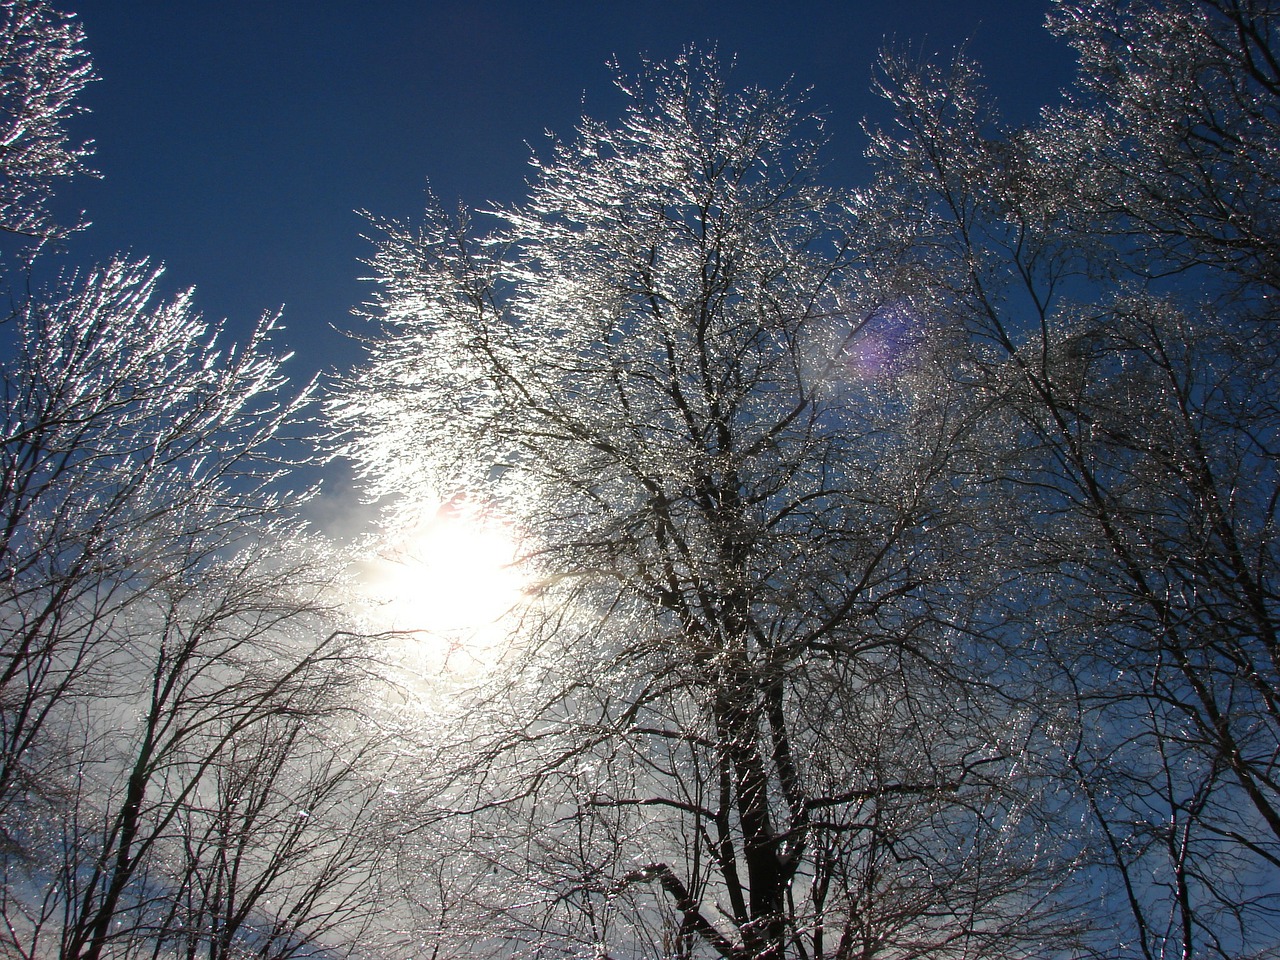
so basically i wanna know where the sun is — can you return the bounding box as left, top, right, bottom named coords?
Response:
left=358, top=498, right=527, bottom=665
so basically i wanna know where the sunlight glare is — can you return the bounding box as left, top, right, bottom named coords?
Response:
left=359, top=498, right=526, bottom=665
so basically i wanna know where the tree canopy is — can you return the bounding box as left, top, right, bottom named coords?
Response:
left=3, top=1, right=1279, bottom=959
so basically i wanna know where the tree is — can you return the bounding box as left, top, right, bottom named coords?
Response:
left=0, top=261, right=303, bottom=825
left=855, top=1, right=1280, bottom=955
left=0, top=259, right=392, bottom=960
left=1051, top=0, right=1280, bottom=294
left=338, top=52, right=1078, bottom=960
left=0, top=6, right=395, bottom=958
left=0, top=0, right=93, bottom=252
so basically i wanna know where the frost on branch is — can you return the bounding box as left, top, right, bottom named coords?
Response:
left=338, top=51, right=1072, bottom=960
left=854, top=2, right=1280, bottom=955
left=0, top=259, right=394, bottom=960
left=0, top=0, right=94, bottom=250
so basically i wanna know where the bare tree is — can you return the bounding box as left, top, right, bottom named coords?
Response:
left=0, top=256, right=394, bottom=960
left=0, top=0, right=93, bottom=252
left=338, top=52, right=1078, bottom=960
left=156, top=713, right=389, bottom=960
left=53, top=563, right=383, bottom=960
left=0, top=259, right=312, bottom=836
left=0, top=6, right=396, bottom=957
left=1050, top=0, right=1280, bottom=294
left=855, top=1, right=1280, bottom=955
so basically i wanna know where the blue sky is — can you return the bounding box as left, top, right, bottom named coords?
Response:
left=52, top=1, right=1074, bottom=382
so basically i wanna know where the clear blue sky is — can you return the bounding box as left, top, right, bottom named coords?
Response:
left=53, top=1, right=1073, bottom=382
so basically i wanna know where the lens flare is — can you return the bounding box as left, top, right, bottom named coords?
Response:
left=815, top=302, right=924, bottom=387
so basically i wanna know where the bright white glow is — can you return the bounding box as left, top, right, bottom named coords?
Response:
left=358, top=499, right=526, bottom=668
